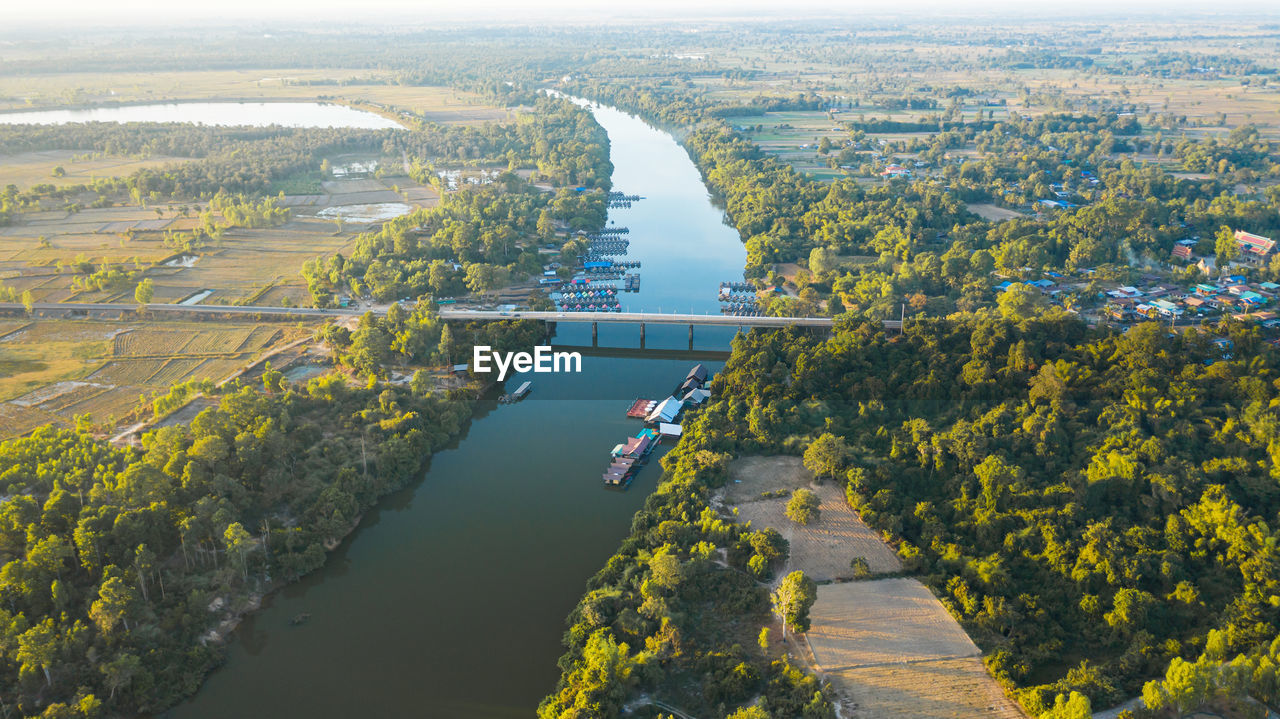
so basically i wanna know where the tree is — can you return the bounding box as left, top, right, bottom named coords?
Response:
left=100, top=652, right=141, bottom=701
left=785, top=489, right=821, bottom=525
left=223, top=523, right=253, bottom=582
left=537, top=209, right=555, bottom=239
left=1040, top=691, right=1090, bottom=719
left=89, top=575, right=137, bottom=635
left=133, top=278, right=154, bottom=304
left=758, top=626, right=771, bottom=655
left=771, top=570, right=817, bottom=638
left=997, top=283, right=1048, bottom=321
left=803, top=433, right=850, bottom=482
left=17, top=618, right=58, bottom=686
left=1214, top=225, right=1239, bottom=264
left=849, top=556, right=871, bottom=578
left=21, top=289, right=33, bottom=314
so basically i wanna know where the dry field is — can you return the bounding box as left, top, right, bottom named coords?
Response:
left=807, top=579, right=1024, bottom=719
left=0, top=70, right=510, bottom=124
left=0, top=150, right=193, bottom=189
left=967, top=203, right=1025, bottom=222
left=724, top=456, right=901, bottom=580
left=0, top=317, right=312, bottom=438
left=722, top=457, right=1023, bottom=718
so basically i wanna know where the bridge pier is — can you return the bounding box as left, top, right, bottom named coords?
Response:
left=639, top=322, right=645, bottom=346
left=591, top=321, right=598, bottom=346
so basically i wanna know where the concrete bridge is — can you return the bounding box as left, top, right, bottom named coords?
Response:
left=437, top=308, right=900, bottom=343
left=0, top=303, right=901, bottom=343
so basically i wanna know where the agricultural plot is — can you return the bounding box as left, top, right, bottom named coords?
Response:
left=807, top=579, right=1024, bottom=719
left=741, top=111, right=851, bottom=182
left=723, top=457, right=901, bottom=580
left=0, top=318, right=314, bottom=438
left=0, top=150, right=193, bottom=189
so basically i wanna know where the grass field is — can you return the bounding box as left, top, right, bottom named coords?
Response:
left=0, top=69, right=511, bottom=124
left=0, top=317, right=314, bottom=438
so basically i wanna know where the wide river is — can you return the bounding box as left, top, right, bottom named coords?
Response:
left=168, top=101, right=747, bottom=716
left=0, top=101, right=403, bottom=129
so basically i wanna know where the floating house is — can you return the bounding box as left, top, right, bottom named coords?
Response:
left=646, top=396, right=682, bottom=424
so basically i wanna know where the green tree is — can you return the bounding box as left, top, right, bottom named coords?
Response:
left=803, top=433, right=849, bottom=482
left=772, top=570, right=817, bottom=638
left=785, top=489, right=821, bottom=525
left=21, top=289, right=34, bottom=314
left=223, top=522, right=253, bottom=582
left=1214, top=225, right=1239, bottom=264
left=997, top=283, right=1048, bottom=321
left=17, top=618, right=58, bottom=686
left=133, top=278, right=154, bottom=304
left=1040, top=691, right=1090, bottom=719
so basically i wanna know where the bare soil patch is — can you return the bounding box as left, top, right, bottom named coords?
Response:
left=967, top=203, right=1024, bottom=221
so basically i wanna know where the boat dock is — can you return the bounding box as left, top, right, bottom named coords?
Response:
left=602, top=364, right=713, bottom=488
left=500, top=380, right=532, bottom=403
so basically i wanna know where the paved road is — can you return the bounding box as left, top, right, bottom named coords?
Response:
left=0, top=302, right=898, bottom=330
left=438, top=308, right=856, bottom=328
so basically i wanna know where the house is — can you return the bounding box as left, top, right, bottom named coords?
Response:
left=683, top=388, right=711, bottom=405
left=1172, top=245, right=1193, bottom=260
left=1027, top=279, right=1056, bottom=290
left=1234, top=230, right=1276, bottom=263
left=880, top=164, right=911, bottom=178
left=1151, top=299, right=1183, bottom=317
left=1194, top=284, right=1219, bottom=297
left=1183, top=296, right=1208, bottom=312
left=646, top=396, right=682, bottom=424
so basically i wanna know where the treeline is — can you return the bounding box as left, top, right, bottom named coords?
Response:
left=0, top=375, right=475, bottom=716
left=539, top=417, right=837, bottom=719
left=693, top=315, right=1280, bottom=715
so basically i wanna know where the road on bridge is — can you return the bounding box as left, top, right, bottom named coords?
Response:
left=0, top=302, right=901, bottom=330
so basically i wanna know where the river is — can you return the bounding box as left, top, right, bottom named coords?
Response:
left=0, top=101, right=404, bottom=129
left=168, top=101, right=746, bottom=716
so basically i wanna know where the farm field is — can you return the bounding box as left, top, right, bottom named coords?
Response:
left=721, top=457, right=1021, bottom=717
left=808, top=580, right=1024, bottom=719
left=723, top=456, right=901, bottom=581
left=0, top=170, right=437, bottom=306
left=0, top=317, right=313, bottom=438
left=0, top=69, right=511, bottom=124
left=0, top=150, right=195, bottom=189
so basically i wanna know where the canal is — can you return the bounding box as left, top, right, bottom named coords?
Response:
left=169, top=100, right=747, bottom=717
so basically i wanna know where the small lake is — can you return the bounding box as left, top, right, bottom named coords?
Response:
left=0, top=102, right=405, bottom=129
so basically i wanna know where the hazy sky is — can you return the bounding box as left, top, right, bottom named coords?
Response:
left=4, top=0, right=1278, bottom=27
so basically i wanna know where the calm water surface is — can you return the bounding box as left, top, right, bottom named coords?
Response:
left=0, top=102, right=404, bottom=129
left=169, top=101, right=746, bottom=717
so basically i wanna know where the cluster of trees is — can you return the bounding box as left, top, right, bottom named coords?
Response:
left=304, top=179, right=606, bottom=304
left=0, top=373, right=476, bottom=716
left=540, top=430, right=836, bottom=719
left=319, top=301, right=546, bottom=377
left=686, top=315, right=1280, bottom=716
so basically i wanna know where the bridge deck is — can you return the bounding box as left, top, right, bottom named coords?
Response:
left=0, top=302, right=900, bottom=330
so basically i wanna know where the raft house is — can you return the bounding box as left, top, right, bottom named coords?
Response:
left=605, top=364, right=712, bottom=487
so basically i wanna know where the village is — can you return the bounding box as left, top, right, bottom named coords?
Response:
left=994, top=229, right=1280, bottom=340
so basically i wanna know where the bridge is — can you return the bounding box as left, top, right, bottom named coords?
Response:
left=0, top=303, right=901, bottom=343
left=435, top=308, right=895, bottom=343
